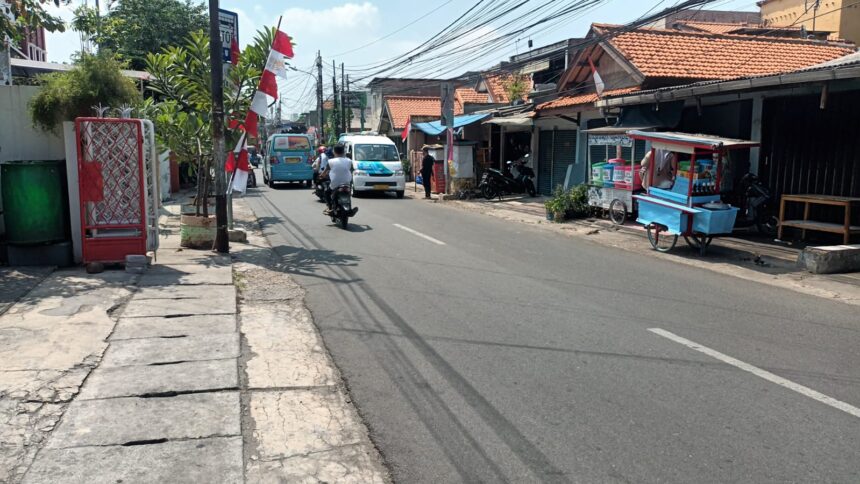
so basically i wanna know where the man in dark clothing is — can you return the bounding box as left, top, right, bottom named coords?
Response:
left=420, top=147, right=435, bottom=199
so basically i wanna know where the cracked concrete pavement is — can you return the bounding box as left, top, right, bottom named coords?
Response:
left=3, top=194, right=388, bottom=483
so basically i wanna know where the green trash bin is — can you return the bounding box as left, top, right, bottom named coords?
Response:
left=1, top=160, right=69, bottom=245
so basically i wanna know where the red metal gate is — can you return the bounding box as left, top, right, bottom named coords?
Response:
left=76, top=118, right=147, bottom=264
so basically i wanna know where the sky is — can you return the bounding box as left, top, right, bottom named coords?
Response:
left=43, top=0, right=758, bottom=117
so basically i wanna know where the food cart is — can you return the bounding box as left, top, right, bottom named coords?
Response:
left=628, top=131, right=759, bottom=255
left=585, top=127, right=650, bottom=225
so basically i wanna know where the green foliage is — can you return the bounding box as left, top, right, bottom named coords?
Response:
left=73, top=0, right=208, bottom=70
left=503, top=72, right=530, bottom=104
left=1, top=0, right=68, bottom=44
left=28, top=51, right=141, bottom=132
left=545, top=184, right=591, bottom=222
left=142, top=27, right=277, bottom=213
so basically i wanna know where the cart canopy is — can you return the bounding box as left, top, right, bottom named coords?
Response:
left=627, top=131, right=759, bottom=154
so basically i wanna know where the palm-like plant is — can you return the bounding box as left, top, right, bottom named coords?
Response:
left=143, top=28, right=283, bottom=215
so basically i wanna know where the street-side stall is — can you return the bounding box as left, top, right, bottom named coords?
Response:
left=629, top=131, right=759, bottom=255
left=585, top=127, right=652, bottom=225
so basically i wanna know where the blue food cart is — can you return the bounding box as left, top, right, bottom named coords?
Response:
left=628, top=131, right=759, bottom=255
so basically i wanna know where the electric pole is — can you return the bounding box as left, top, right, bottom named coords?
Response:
left=316, top=51, right=324, bottom=143
left=208, top=0, right=228, bottom=253
left=332, top=60, right=339, bottom=142
left=340, top=63, right=346, bottom=135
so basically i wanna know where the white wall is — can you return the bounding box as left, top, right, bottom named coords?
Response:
left=0, top=85, right=66, bottom=236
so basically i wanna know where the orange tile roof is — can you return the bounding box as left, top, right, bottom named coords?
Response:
left=384, top=96, right=466, bottom=129
left=455, top=87, right=490, bottom=104
left=537, top=87, right=639, bottom=112
left=674, top=21, right=758, bottom=35
left=593, top=24, right=854, bottom=82
left=483, top=73, right=534, bottom=104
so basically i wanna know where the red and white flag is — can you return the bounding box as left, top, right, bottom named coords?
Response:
left=401, top=117, right=411, bottom=142
left=248, top=29, right=295, bottom=118
left=588, top=57, right=605, bottom=98
left=227, top=135, right=252, bottom=194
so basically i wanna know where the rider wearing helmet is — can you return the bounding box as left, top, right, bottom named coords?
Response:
left=313, top=145, right=328, bottom=184
left=322, top=143, right=353, bottom=213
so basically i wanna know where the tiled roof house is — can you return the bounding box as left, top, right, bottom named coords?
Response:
left=538, top=23, right=854, bottom=114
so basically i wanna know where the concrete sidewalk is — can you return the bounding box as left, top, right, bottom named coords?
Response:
left=3, top=194, right=386, bottom=483
left=435, top=194, right=860, bottom=305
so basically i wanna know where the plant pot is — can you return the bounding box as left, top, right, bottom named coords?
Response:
left=553, top=210, right=566, bottom=223
left=545, top=208, right=555, bottom=221
left=180, top=213, right=216, bottom=249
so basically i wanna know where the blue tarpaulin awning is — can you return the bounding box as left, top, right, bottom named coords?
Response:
left=413, top=113, right=491, bottom=136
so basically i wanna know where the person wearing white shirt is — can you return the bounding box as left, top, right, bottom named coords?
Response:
left=323, top=143, right=353, bottom=212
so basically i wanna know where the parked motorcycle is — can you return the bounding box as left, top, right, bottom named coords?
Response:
left=736, top=172, right=778, bottom=235
left=328, top=184, right=358, bottom=229
left=479, top=154, right=537, bottom=200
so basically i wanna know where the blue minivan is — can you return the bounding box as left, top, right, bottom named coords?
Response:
left=263, top=134, right=314, bottom=188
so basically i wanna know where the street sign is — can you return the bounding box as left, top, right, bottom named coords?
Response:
left=218, top=8, right=239, bottom=64
left=342, top=91, right=365, bottom=109
left=441, top=83, right=454, bottom=128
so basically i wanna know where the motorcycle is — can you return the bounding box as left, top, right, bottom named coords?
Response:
left=328, top=184, right=358, bottom=229
left=736, top=172, right=778, bottom=235
left=313, top=176, right=329, bottom=202
left=479, top=154, right=536, bottom=200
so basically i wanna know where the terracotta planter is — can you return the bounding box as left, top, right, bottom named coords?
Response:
left=180, top=214, right=215, bottom=249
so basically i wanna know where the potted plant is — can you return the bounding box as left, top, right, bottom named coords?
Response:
left=545, top=186, right=570, bottom=223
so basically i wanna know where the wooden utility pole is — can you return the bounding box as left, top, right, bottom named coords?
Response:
left=316, top=51, right=324, bottom=142
left=340, top=63, right=346, bottom=135
left=332, top=60, right=339, bottom=142
left=208, top=0, right=228, bottom=253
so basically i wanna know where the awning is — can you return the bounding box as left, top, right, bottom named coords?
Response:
left=413, top=113, right=491, bottom=136
left=482, top=115, right=533, bottom=127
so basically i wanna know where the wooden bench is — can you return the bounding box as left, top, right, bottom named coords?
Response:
left=778, top=194, right=860, bottom=244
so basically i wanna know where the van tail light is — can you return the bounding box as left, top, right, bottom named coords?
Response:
left=270, top=156, right=279, bottom=165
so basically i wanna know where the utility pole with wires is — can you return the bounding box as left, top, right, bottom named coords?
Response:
left=346, top=74, right=352, bottom=134
left=332, top=60, right=339, bottom=143
left=340, top=63, right=346, bottom=135
left=316, top=51, right=324, bottom=143
left=207, top=0, right=228, bottom=253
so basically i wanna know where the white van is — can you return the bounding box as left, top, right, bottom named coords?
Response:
left=338, top=134, right=405, bottom=198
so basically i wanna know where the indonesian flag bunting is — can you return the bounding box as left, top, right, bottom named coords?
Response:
left=258, top=70, right=278, bottom=98
left=266, top=49, right=288, bottom=79
left=272, top=30, right=295, bottom=59
left=401, top=117, right=410, bottom=142
left=244, top=112, right=258, bottom=139
left=230, top=38, right=241, bottom=65
left=250, top=91, right=269, bottom=117
left=588, top=57, right=605, bottom=97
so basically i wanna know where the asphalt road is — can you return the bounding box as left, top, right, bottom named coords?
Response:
left=245, top=174, right=860, bottom=484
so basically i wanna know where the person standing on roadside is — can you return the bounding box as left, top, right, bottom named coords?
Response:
left=421, top=146, right=435, bottom=199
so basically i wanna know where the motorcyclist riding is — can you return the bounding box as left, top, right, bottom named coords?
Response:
left=313, top=145, right=328, bottom=184
left=322, top=143, right=353, bottom=214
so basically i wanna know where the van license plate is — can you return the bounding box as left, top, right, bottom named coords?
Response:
left=373, top=184, right=389, bottom=190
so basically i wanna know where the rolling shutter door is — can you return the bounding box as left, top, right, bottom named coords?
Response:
left=537, top=130, right=554, bottom=195
left=552, top=130, right=577, bottom=190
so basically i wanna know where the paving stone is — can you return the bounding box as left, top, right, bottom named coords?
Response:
left=100, top=333, right=240, bottom=368
left=249, top=389, right=367, bottom=460
left=47, top=392, right=240, bottom=448
left=111, top=314, right=236, bottom=340
left=78, top=359, right=238, bottom=400
left=121, top=293, right=235, bottom=318
left=150, top=249, right=231, bottom=267
left=132, top=284, right=235, bottom=301
left=139, top=264, right=233, bottom=286
left=26, top=437, right=243, bottom=484
left=245, top=441, right=387, bottom=484
left=242, top=303, right=336, bottom=388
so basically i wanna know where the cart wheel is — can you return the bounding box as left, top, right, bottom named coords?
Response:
left=646, top=224, right=678, bottom=252
left=684, top=235, right=713, bottom=255
left=609, top=199, right=627, bottom=225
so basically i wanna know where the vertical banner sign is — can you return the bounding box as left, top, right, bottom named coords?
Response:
left=218, top=9, right=239, bottom=64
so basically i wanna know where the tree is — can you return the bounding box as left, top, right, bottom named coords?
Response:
left=74, top=0, right=207, bottom=70
left=28, top=50, right=141, bottom=132
left=142, top=28, right=277, bottom=216
left=503, top=72, right=530, bottom=105
left=1, top=0, right=69, bottom=44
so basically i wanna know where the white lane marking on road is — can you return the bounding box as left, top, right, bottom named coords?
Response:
left=393, top=224, right=446, bottom=246
left=648, top=327, right=860, bottom=419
